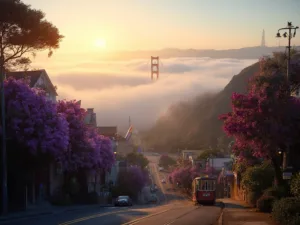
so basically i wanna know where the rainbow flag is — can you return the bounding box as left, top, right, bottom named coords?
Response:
left=125, top=125, right=133, bottom=141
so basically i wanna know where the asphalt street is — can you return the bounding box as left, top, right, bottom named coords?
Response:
left=1, top=152, right=221, bottom=225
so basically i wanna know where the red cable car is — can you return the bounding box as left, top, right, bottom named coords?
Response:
left=192, top=176, right=216, bottom=205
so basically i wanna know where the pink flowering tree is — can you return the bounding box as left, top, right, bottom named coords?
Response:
left=169, top=166, right=200, bottom=189
left=3, top=78, right=69, bottom=170
left=219, top=58, right=300, bottom=185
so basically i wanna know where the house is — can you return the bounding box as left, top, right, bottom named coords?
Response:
left=97, top=126, right=119, bottom=186
left=6, top=69, right=58, bottom=102
left=207, top=158, right=233, bottom=171
left=182, top=150, right=205, bottom=160
left=6, top=69, right=59, bottom=211
left=84, top=108, right=97, bottom=127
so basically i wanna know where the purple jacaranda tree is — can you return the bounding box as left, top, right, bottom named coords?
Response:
left=117, top=165, right=147, bottom=199
left=3, top=77, right=69, bottom=160
left=86, top=127, right=115, bottom=171
left=56, top=100, right=115, bottom=172
left=56, top=100, right=91, bottom=172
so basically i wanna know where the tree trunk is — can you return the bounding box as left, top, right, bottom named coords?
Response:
left=271, top=156, right=283, bottom=186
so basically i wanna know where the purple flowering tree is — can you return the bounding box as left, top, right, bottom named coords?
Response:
left=3, top=78, right=69, bottom=169
left=56, top=100, right=115, bottom=172
left=86, top=127, right=115, bottom=171
left=56, top=100, right=91, bottom=172
left=56, top=100, right=116, bottom=201
left=117, top=166, right=147, bottom=199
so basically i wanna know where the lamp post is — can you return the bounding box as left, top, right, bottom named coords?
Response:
left=276, top=22, right=299, bottom=178
left=0, top=55, right=7, bottom=215
left=276, top=22, right=299, bottom=90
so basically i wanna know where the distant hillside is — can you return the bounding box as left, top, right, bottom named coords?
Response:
left=142, top=62, right=260, bottom=151
left=101, top=46, right=300, bottom=60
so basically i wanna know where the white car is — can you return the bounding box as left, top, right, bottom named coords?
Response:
left=161, top=179, right=166, bottom=183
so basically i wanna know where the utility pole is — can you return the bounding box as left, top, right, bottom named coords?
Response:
left=0, top=54, right=7, bottom=215
left=276, top=22, right=299, bottom=177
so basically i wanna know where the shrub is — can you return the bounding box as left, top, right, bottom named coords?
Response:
left=290, top=172, right=300, bottom=198
left=241, top=164, right=274, bottom=195
left=86, top=191, right=99, bottom=204
left=50, top=192, right=72, bottom=206
left=256, top=195, right=275, bottom=212
left=272, top=197, right=300, bottom=225
left=246, top=191, right=262, bottom=207
left=263, top=185, right=289, bottom=199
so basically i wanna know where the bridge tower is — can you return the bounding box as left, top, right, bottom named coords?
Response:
left=151, top=56, right=159, bottom=80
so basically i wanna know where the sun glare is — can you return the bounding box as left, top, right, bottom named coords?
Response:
left=95, top=39, right=106, bottom=48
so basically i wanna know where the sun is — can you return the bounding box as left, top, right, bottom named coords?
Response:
left=95, top=39, right=106, bottom=48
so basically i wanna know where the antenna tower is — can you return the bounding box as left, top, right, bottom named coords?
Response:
left=261, top=29, right=266, bottom=47
left=151, top=56, right=159, bottom=80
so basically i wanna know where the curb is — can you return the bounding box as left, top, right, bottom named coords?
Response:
left=0, top=204, right=113, bottom=223
left=216, top=201, right=225, bottom=225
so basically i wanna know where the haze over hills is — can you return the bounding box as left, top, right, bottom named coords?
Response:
left=99, top=46, right=300, bottom=60
left=141, top=62, right=260, bottom=151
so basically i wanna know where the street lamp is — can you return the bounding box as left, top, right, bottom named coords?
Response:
left=276, top=22, right=299, bottom=178
left=276, top=22, right=299, bottom=89
left=0, top=55, right=7, bottom=215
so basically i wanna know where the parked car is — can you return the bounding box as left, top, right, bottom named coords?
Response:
left=148, top=194, right=158, bottom=203
left=114, top=196, right=133, bottom=206
left=161, top=179, right=166, bottom=183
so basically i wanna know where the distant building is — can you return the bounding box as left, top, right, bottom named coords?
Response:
left=85, top=108, right=97, bottom=127
left=182, top=150, right=205, bottom=160
left=97, top=126, right=118, bottom=138
left=6, top=69, right=58, bottom=102
left=207, top=158, right=232, bottom=171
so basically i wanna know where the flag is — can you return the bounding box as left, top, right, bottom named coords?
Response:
left=125, top=125, right=133, bottom=141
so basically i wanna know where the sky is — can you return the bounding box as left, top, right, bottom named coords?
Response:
left=16, top=0, right=300, bottom=133
left=23, top=0, right=300, bottom=52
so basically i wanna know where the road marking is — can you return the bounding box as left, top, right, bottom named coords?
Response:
left=58, top=209, right=130, bottom=225
left=164, top=221, right=176, bottom=225
left=121, top=208, right=172, bottom=225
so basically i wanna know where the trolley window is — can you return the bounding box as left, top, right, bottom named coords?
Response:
left=197, top=179, right=216, bottom=191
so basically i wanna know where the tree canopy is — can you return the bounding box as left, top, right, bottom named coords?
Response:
left=158, top=154, right=176, bottom=169
left=219, top=54, right=300, bottom=184
left=56, top=100, right=115, bottom=172
left=3, top=77, right=69, bottom=157
left=0, top=0, right=63, bottom=70
left=125, top=151, right=149, bottom=169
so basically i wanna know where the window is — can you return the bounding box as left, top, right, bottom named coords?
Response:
left=197, top=179, right=216, bottom=191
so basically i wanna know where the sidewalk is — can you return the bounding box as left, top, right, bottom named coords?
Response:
left=219, top=198, right=278, bottom=225
left=0, top=203, right=112, bottom=223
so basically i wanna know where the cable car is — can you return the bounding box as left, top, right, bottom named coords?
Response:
left=192, top=176, right=216, bottom=205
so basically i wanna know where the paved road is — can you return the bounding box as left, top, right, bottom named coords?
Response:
left=2, top=152, right=221, bottom=225
left=2, top=202, right=220, bottom=225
